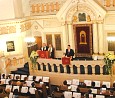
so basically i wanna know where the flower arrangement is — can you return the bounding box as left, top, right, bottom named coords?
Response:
left=30, top=51, right=38, bottom=69
left=104, top=53, right=115, bottom=75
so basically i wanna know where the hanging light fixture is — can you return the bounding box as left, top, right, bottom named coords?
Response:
left=107, top=36, right=115, bottom=41
left=24, top=31, right=35, bottom=45
left=24, top=37, right=35, bottom=43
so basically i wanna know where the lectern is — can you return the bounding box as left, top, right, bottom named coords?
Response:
left=62, top=57, right=71, bottom=65
left=38, top=51, right=50, bottom=59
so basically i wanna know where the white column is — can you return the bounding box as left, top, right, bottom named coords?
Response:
left=68, top=23, right=74, bottom=50
left=98, top=22, right=104, bottom=54
left=13, top=0, right=23, bottom=18
left=93, top=23, right=98, bottom=54
left=61, top=22, right=67, bottom=52
left=41, top=32, right=45, bottom=43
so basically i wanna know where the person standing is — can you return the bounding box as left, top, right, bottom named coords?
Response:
left=48, top=44, right=54, bottom=59
left=65, top=45, right=74, bottom=60
left=41, top=43, right=48, bottom=51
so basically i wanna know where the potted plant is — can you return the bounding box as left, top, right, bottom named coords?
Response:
left=104, top=53, right=115, bottom=75
left=30, top=51, right=38, bottom=69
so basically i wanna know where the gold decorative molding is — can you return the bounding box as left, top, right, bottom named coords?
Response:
left=30, top=2, right=60, bottom=15
left=21, top=22, right=32, bottom=32
left=66, top=4, right=95, bottom=22
left=104, top=0, right=115, bottom=7
left=0, top=27, right=8, bottom=34
left=8, top=26, right=16, bottom=34
left=99, top=53, right=104, bottom=55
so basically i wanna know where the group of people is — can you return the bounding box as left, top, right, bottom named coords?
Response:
left=41, top=43, right=74, bottom=60
left=41, top=43, right=54, bottom=59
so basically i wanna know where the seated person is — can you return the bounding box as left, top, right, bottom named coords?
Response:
left=100, top=85, right=107, bottom=94
left=76, top=87, right=80, bottom=93
left=85, top=89, right=92, bottom=98
left=13, top=89, right=19, bottom=98
left=33, top=76, right=36, bottom=81
left=23, top=82, right=27, bottom=87
left=59, top=80, right=68, bottom=92
left=65, top=45, right=74, bottom=60
left=109, top=89, right=114, bottom=96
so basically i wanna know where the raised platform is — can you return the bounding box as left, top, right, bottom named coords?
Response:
left=30, top=70, right=114, bottom=86
left=29, top=58, right=115, bottom=86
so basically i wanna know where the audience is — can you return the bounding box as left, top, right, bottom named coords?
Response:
left=0, top=73, right=115, bottom=98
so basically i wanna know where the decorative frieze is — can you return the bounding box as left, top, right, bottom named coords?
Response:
left=0, top=26, right=16, bottom=35
left=21, top=22, right=32, bottom=32
left=30, top=2, right=60, bottom=15
left=67, top=4, right=95, bottom=22
left=104, top=0, right=115, bottom=7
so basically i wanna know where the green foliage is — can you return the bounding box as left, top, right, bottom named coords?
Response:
left=30, top=51, right=38, bottom=69
left=104, top=53, right=115, bottom=75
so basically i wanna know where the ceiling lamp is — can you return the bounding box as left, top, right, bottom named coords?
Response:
left=107, top=37, right=115, bottom=41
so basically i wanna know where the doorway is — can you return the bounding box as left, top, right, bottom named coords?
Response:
left=34, top=36, right=42, bottom=50
left=73, top=24, right=93, bottom=57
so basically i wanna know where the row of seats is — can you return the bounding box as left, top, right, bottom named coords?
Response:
left=0, top=73, right=51, bottom=98
left=51, top=79, right=115, bottom=98
left=37, top=62, right=109, bottom=75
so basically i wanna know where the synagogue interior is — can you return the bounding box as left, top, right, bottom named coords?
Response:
left=1, top=0, right=115, bottom=98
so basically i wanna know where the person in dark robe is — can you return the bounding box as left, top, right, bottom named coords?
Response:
left=48, top=44, right=54, bottom=59
left=41, top=43, right=48, bottom=51
left=65, top=45, right=74, bottom=60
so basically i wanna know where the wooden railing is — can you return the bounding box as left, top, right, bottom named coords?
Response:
left=0, top=55, right=25, bottom=74
left=29, top=58, right=115, bottom=86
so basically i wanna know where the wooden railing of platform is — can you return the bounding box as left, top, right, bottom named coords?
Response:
left=0, top=55, right=25, bottom=74
left=29, top=58, right=115, bottom=86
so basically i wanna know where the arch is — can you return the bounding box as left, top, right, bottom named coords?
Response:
left=53, top=64, right=58, bottom=72
left=73, top=65, right=78, bottom=74
left=80, top=65, right=85, bottom=74
left=87, top=65, right=92, bottom=74
left=95, top=65, right=100, bottom=75
left=79, top=30, right=87, bottom=44
left=66, top=4, right=96, bottom=22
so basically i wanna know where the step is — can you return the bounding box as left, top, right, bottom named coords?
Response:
left=24, top=62, right=29, bottom=68
left=11, top=70, right=29, bottom=75
left=17, top=68, right=29, bottom=72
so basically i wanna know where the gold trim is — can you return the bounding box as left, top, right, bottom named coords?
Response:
left=98, top=53, right=104, bottom=55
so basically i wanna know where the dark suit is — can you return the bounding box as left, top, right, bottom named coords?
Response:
left=41, top=46, right=48, bottom=51
left=48, top=47, right=54, bottom=58
left=65, top=49, right=74, bottom=59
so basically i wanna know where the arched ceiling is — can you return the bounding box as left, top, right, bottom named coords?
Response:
left=56, top=0, right=106, bottom=22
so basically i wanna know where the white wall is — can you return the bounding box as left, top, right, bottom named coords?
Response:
left=13, top=0, right=23, bottom=18
left=0, top=33, right=24, bottom=56
left=0, top=0, right=15, bottom=20
left=22, top=0, right=30, bottom=17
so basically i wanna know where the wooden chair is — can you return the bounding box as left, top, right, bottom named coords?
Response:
left=52, top=91, right=64, bottom=98
left=0, top=93, right=9, bottom=98
left=59, top=85, right=68, bottom=92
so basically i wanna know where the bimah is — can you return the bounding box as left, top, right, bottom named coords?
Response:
left=38, top=51, right=50, bottom=59
left=62, top=57, right=71, bottom=65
